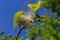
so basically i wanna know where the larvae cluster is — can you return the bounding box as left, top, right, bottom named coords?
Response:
left=18, top=14, right=34, bottom=26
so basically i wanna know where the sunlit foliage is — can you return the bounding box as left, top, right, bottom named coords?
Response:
left=13, top=11, right=25, bottom=29
left=0, top=0, right=60, bottom=40
left=27, top=0, right=42, bottom=12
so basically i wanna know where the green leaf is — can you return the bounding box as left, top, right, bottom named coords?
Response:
left=0, top=31, right=4, bottom=35
left=26, top=38, right=30, bottom=40
left=12, top=36, right=21, bottom=40
left=27, top=0, right=41, bottom=12
left=13, top=11, right=25, bottom=29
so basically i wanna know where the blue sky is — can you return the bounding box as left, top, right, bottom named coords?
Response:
left=0, top=0, right=51, bottom=40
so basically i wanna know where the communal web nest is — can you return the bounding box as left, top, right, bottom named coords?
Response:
left=13, top=11, right=35, bottom=29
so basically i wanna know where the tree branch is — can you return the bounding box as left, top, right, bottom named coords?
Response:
left=16, top=25, right=27, bottom=40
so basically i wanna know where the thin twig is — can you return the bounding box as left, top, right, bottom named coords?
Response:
left=16, top=25, right=27, bottom=40
left=21, top=1, right=29, bottom=11
left=30, top=0, right=32, bottom=3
